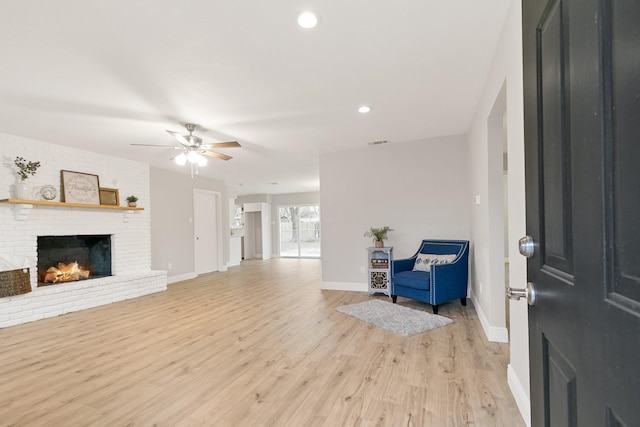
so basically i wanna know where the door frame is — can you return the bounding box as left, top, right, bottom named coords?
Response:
left=463, top=1, right=530, bottom=423
left=487, top=82, right=509, bottom=343
left=193, top=189, right=224, bottom=274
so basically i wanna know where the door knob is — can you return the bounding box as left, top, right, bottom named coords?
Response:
left=518, top=235, right=535, bottom=258
left=506, top=282, right=536, bottom=305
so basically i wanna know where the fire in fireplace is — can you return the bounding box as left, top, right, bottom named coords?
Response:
left=37, top=235, right=112, bottom=285
left=44, top=261, right=90, bottom=283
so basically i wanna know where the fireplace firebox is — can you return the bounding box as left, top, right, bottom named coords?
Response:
left=37, top=235, right=112, bottom=285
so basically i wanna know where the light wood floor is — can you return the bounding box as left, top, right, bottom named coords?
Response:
left=0, top=259, right=525, bottom=426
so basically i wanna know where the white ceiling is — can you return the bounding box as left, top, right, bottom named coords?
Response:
left=0, top=1, right=510, bottom=196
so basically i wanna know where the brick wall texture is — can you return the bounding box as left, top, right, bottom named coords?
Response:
left=0, top=132, right=167, bottom=327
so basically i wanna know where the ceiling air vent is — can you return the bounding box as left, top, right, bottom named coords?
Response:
left=367, top=140, right=389, bottom=146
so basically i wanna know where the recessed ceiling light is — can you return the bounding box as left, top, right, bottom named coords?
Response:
left=297, top=11, right=319, bottom=29
left=358, top=105, right=372, bottom=114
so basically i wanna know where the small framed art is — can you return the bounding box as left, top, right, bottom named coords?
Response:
left=99, top=187, right=120, bottom=206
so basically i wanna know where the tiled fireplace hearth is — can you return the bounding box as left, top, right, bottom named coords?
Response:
left=0, top=132, right=167, bottom=328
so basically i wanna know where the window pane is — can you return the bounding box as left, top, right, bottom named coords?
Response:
left=279, top=206, right=298, bottom=256
left=279, top=205, right=320, bottom=258
left=299, top=206, right=320, bottom=257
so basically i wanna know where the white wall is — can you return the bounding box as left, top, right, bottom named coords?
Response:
left=150, top=167, right=229, bottom=282
left=320, top=136, right=469, bottom=291
left=236, top=194, right=271, bottom=204
left=467, top=0, right=530, bottom=424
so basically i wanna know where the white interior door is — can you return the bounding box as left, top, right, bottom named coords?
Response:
left=194, top=190, right=219, bottom=275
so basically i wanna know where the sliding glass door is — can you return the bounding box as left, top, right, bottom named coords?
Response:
left=278, top=205, right=320, bottom=258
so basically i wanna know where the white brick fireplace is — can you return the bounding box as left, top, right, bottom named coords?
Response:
left=0, top=132, right=167, bottom=328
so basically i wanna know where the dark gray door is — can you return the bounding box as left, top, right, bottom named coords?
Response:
left=522, top=0, right=640, bottom=425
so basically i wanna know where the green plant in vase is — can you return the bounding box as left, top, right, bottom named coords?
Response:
left=126, top=195, right=139, bottom=207
left=13, top=156, right=41, bottom=200
left=14, top=157, right=41, bottom=181
left=364, top=226, right=394, bottom=247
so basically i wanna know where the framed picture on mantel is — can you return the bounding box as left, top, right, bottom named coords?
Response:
left=61, top=170, right=101, bottom=204
left=99, top=187, right=119, bottom=206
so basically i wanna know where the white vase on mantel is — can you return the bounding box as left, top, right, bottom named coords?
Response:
left=13, top=182, right=32, bottom=200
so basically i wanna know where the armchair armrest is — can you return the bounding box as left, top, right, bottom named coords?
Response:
left=429, top=260, right=468, bottom=304
left=392, top=257, right=415, bottom=274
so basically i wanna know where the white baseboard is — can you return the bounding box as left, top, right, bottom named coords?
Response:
left=469, top=292, right=509, bottom=343
left=508, top=364, right=531, bottom=427
left=321, top=281, right=367, bottom=292
left=167, top=272, right=198, bottom=284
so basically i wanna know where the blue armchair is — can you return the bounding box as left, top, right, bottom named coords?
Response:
left=392, top=240, right=469, bottom=314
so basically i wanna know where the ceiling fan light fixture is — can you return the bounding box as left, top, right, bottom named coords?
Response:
left=187, top=150, right=200, bottom=163
left=135, top=123, right=240, bottom=177
left=175, top=152, right=187, bottom=165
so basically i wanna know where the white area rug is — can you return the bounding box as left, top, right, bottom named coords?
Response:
left=336, top=299, right=453, bottom=336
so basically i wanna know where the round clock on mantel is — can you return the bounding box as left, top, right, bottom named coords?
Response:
left=40, top=185, right=57, bottom=201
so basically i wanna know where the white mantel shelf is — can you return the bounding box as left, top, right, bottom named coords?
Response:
left=0, top=198, right=143, bottom=222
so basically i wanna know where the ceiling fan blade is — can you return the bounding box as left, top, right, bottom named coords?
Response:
left=131, top=143, right=181, bottom=148
left=166, top=130, right=190, bottom=147
left=201, top=151, right=232, bottom=161
left=200, top=141, right=241, bottom=149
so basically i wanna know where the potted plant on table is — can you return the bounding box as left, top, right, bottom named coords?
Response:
left=126, top=195, right=138, bottom=207
left=364, top=226, right=394, bottom=248
left=13, top=156, right=41, bottom=200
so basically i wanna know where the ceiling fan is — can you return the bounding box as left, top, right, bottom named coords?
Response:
left=131, top=123, right=241, bottom=175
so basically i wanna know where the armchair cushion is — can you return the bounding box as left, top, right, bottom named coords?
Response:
left=412, top=253, right=457, bottom=272
left=394, top=270, right=430, bottom=290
